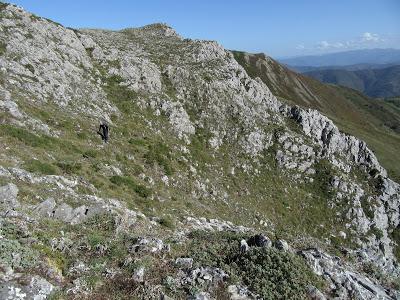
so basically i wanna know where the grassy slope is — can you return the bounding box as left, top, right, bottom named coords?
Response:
left=232, top=51, right=400, bottom=182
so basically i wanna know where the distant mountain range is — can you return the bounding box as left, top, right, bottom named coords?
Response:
left=278, top=49, right=400, bottom=98
left=303, top=65, right=400, bottom=98
left=279, top=48, right=400, bottom=67
left=289, top=63, right=398, bottom=73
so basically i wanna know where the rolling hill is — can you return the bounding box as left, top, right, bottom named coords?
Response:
left=304, top=65, right=400, bottom=98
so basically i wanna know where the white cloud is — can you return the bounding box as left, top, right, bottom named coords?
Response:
left=294, top=32, right=399, bottom=55
left=316, top=41, right=345, bottom=50
left=361, top=32, right=380, bottom=42
left=317, top=41, right=330, bottom=49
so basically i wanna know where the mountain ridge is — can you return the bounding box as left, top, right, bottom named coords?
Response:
left=0, top=3, right=399, bottom=299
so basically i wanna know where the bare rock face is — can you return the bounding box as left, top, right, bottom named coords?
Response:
left=299, top=248, right=399, bottom=300
left=0, top=4, right=116, bottom=119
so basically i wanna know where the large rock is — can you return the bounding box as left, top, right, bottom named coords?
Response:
left=0, top=183, right=19, bottom=209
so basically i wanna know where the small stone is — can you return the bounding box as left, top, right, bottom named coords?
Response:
left=175, top=257, right=193, bottom=269
left=240, top=239, right=249, bottom=253
left=275, top=239, right=289, bottom=251
left=191, top=292, right=211, bottom=300
left=132, top=266, right=145, bottom=283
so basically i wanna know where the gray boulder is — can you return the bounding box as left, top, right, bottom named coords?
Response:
left=33, top=198, right=56, bottom=217
left=53, top=203, right=73, bottom=222
left=0, top=183, right=19, bottom=208
left=247, top=234, right=272, bottom=248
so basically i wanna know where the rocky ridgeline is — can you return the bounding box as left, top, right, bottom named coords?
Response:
left=0, top=3, right=399, bottom=299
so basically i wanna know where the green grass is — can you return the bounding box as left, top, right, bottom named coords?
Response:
left=0, top=124, right=81, bottom=154
left=56, top=161, right=82, bottom=175
left=144, top=142, right=174, bottom=176
left=390, top=226, right=400, bottom=261
left=158, top=215, right=175, bottom=229
left=24, top=159, right=58, bottom=175
left=0, top=41, right=6, bottom=56
left=109, top=175, right=151, bottom=198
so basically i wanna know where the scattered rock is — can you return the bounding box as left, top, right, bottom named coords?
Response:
left=228, top=285, right=257, bottom=300
left=175, top=257, right=193, bottom=269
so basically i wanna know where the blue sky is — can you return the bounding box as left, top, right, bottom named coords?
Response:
left=9, top=0, right=400, bottom=58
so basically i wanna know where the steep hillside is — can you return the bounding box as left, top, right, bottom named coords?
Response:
left=232, top=51, right=400, bottom=182
left=304, top=65, right=400, bottom=98
left=0, top=4, right=399, bottom=299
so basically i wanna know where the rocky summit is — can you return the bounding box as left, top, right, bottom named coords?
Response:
left=0, top=3, right=399, bottom=299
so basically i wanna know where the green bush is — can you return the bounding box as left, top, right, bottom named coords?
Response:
left=186, top=231, right=323, bottom=299
left=109, top=175, right=151, bottom=198
left=25, top=159, right=58, bottom=175
left=236, top=248, right=319, bottom=299
left=0, top=239, right=38, bottom=269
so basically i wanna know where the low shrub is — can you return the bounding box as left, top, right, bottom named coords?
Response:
left=56, top=161, right=82, bottom=175
left=186, top=231, right=323, bottom=299
left=0, top=239, right=38, bottom=269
